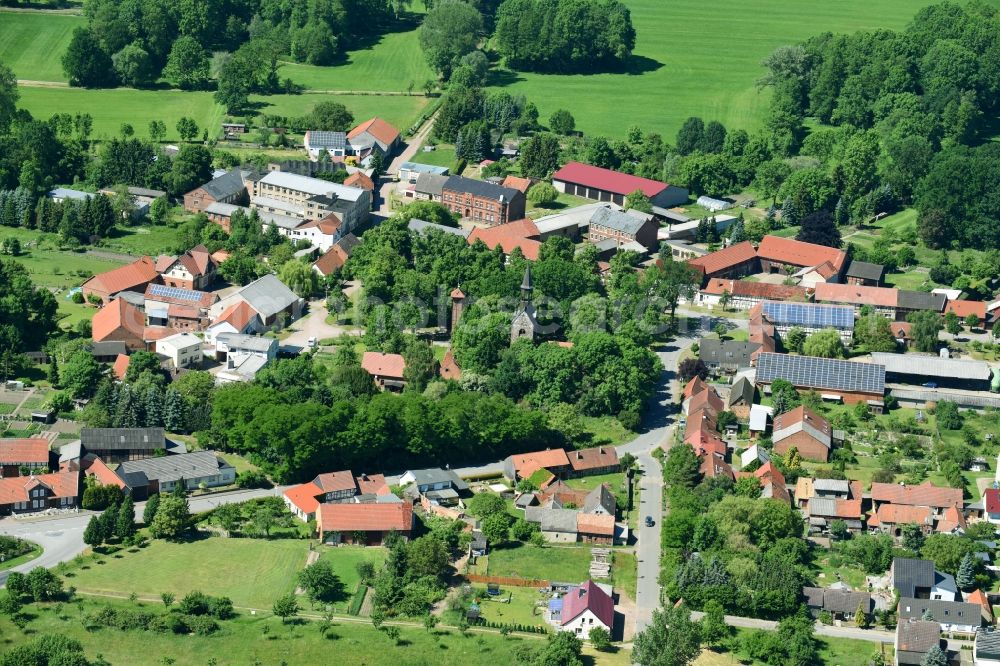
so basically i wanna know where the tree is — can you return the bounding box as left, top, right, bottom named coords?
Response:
left=678, top=358, right=708, bottom=381
left=278, top=260, right=319, bottom=297
left=676, top=117, right=705, bottom=155
left=964, top=313, right=980, bottom=330
left=549, top=109, right=576, bottom=135
left=519, top=133, right=561, bottom=179
left=306, top=102, right=354, bottom=132
left=149, top=495, right=190, bottom=539
left=298, top=560, right=343, bottom=605
left=633, top=603, right=701, bottom=666
left=115, top=494, right=136, bottom=540
left=921, top=645, right=948, bottom=666
left=802, top=329, right=846, bottom=358
left=176, top=117, right=199, bottom=143
left=170, top=144, right=213, bottom=197
left=943, top=311, right=961, bottom=336
left=164, top=36, right=211, bottom=90
left=143, top=493, right=160, bottom=525
left=830, top=519, right=849, bottom=541
left=27, top=567, right=62, bottom=601
left=956, top=552, right=976, bottom=591
left=854, top=314, right=897, bottom=352
left=148, top=121, right=167, bottom=144
left=663, top=443, right=701, bottom=490
left=480, top=512, right=511, bottom=546
left=901, top=523, right=925, bottom=552
left=60, top=350, right=102, bottom=398
left=83, top=515, right=104, bottom=548
left=624, top=190, right=653, bottom=213
left=272, top=593, right=299, bottom=624
left=418, top=0, right=483, bottom=76
left=5, top=572, right=28, bottom=600
left=62, top=27, right=115, bottom=87
left=534, top=631, right=584, bottom=665
left=468, top=492, right=507, bottom=518
left=588, top=626, right=612, bottom=651
left=112, top=42, right=154, bottom=87
left=527, top=183, right=558, bottom=206
left=784, top=326, right=806, bottom=353
left=771, top=378, right=800, bottom=414
left=796, top=210, right=841, bottom=248
left=699, top=599, right=728, bottom=648
left=0, top=60, right=16, bottom=136
left=908, top=311, right=942, bottom=353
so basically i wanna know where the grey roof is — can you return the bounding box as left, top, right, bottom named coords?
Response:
left=201, top=169, right=247, bottom=200
left=81, top=428, right=165, bottom=451
left=897, top=619, right=941, bottom=662
left=58, top=441, right=81, bottom=463
left=845, top=260, right=885, bottom=281
left=404, top=467, right=469, bottom=491
left=48, top=187, right=93, bottom=201
left=728, top=376, right=755, bottom=407
left=415, top=173, right=449, bottom=197
left=470, top=530, right=487, bottom=549
left=216, top=333, right=276, bottom=353
left=204, top=202, right=243, bottom=217
left=236, top=274, right=300, bottom=319
left=897, top=597, right=981, bottom=626
left=307, top=131, right=346, bottom=149
left=897, top=290, right=947, bottom=312
left=808, top=497, right=839, bottom=518
left=698, top=338, right=761, bottom=369
left=823, top=589, right=872, bottom=614
left=583, top=485, right=616, bottom=515
left=756, top=352, right=885, bottom=395
left=515, top=492, right=537, bottom=508
left=443, top=176, right=519, bottom=202
left=116, top=451, right=233, bottom=486
left=802, top=587, right=825, bottom=608
left=976, top=628, right=1000, bottom=660
left=893, top=557, right=935, bottom=597
left=889, top=388, right=1000, bottom=409
left=535, top=508, right=579, bottom=533
left=90, top=341, right=128, bottom=357
left=116, top=291, right=147, bottom=307
left=934, top=571, right=957, bottom=595
left=399, top=162, right=449, bottom=176
left=871, top=352, right=991, bottom=381
left=408, top=218, right=469, bottom=238
left=814, top=478, right=850, bottom=493
left=590, top=206, right=652, bottom=235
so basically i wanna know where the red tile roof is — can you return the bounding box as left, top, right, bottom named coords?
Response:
left=82, top=455, right=127, bottom=489
left=773, top=405, right=830, bottom=439
left=567, top=447, right=619, bottom=473
left=700, top=453, right=734, bottom=480
left=688, top=241, right=757, bottom=276
left=361, top=352, right=406, bottom=380
left=83, top=256, right=159, bottom=297
left=0, top=470, right=78, bottom=505
left=284, top=483, right=321, bottom=516
left=92, top=298, right=145, bottom=343
left=213, top=301, right=258, bottom=332
left=945, top=300, right=986, bottom=320
left=317, top=501, right=413, bottom=533
left=467, top=218, right=542, bottom=261
left=112, top=354, right=130, bottom=380
left=868, top=503, right=933, bottom=527
left=344, top=172, right=375, bottom=191
left=313, top=470, right=358, bottom=494
left=890, top=322, right=912, bottom=338
left=440, top=348, right=462, bottom=381
left=985, top=488, right=1000, bottom=514
left=509, top=449, right=571, bottom=478
left=502, top=175, right=532, bottom=194
left=687, top=387, right=724, bottom=415
left=300, top=213, right=342, bottom=236
left=576, top=513, right=615, bottom=537
left=355, top=473, right=390, bottom=496
left=0, top=438, right=49, bottom=465
left=967, top=589, right=993, bottom=621
left=313, top=245, right=351, bottom=277
left=561, top=580, right=614, bottom=628
left=142, top=326, right=172, bottom=342
left=870, top=481, right=962, bottom=509
left=935, top=505, right=967, bottom=533
left=814, top=282, right=898, bottom=308
left=682, top=376, right=707, bottom=400
left=348, top=117, right=400, bottom=147
left=167, top=304, right=201, bottom=320
left=756, top=236, right=847, bottom=272
left=703, top=279, right=810, bottom=301
left=144, top=283, right=216, bottom=309
left=553, top=161, right=669, bottom=198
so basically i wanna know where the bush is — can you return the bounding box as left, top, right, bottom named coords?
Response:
left=183, top=614, right=219, bottom=635
left=178, top=590, right=210, bottom=616
left=236, top=470, right=271, bottom=489
left=207, top=596, right=235, bottom=620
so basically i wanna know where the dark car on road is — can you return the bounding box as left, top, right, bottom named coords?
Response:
left=645, top=516, right=655, bottom=527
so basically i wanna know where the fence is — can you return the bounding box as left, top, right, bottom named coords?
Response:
left=465, top=574, right=550, bottom=588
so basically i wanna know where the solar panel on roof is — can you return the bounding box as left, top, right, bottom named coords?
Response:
left=756, top=353, right=885, bottom=394
left=148, top=284, right=201, bottom=302
left=762, top=301, right=854, bottom=329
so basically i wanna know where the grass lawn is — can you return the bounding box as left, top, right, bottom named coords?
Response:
left=564, top=471, right=626, bottom=493
left=579, top=416, right=635, bottom=448
left=410, top=144, right=458, bottom=168
left=695, top=629, right=891, bottom=666
left=473, top=585, right=549, bottom=628
left=0, top=541, right=42, bottom=571
left=100, top=224, right=183, bottom=256
left=812, top=553, right=868, bottom=590
left=0, top=596, right=551, bottom=666
left=526, top=191, right=592, bottom=217
left=17, top=86, right=226, bottom=142
left=65, top=537, right=309, bottom=609
left=487, top=543, right=592, bottom=582
left=492, top=0, right=946, bottom=140
left=0, top=11, right=84, bottom=82
left=250, top=92, right=430, bottom=134
left=611, top=551, right=637, bottom=602
left=316, top=546, right=387, bottom=596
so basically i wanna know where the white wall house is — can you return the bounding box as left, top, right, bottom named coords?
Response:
left=155, top=332, right=203, bottom=370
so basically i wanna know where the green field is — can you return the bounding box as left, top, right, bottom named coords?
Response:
left=317, top=546, right=387, bottom=594
left=17, top=86, right=226, bottom=141
left=0, top=11, right=83, bottom=82
left=487, top=544, right=592, bottom=582
left=495, top=0, right=982, bottom=139
left=67, top=538, right=309, bottom=609
left=0, top=597, right=553, bottom=666
left=250, top=92, right=430, bottom=131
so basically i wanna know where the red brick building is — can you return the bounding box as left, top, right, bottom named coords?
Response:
left=183, top=169, right=248, bottom=214
left=91, top=298, right=146, bottom=351
left=588, top=206, right=659, bottom=251
left=441, top=176, right=525, bottom=226
left=687, top=241, right=759, bottom=282
left=772, top=405, right=832, bottom=462
left=756, top=235, right=848, bottom=278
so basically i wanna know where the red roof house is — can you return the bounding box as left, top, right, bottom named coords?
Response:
left=756, top=236, right=848, bottom=275
left=552, top=162, right=687, bottom=208
left=82, top=256, right=160, bottom=304
left=687, top=241, right=759, bottom=280
left=558, top=580, right=614, bottom=633
left=0, top=470, right=79, bottom=513
left=92, top=298, right=146, bottom=351
left=283, top=470, right=391, bottom=521
left=316, top=501, right=414, bottom=545
left=361, top=352, right=407, bottom=390
left=0, top=438, right=50, bottom=475
left=467, top=218, right=542, bottom=261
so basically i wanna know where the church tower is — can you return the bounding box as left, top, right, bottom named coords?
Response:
left=510, top=266, right=538, bottom=344
left=450, top=287, right=466, bottom=334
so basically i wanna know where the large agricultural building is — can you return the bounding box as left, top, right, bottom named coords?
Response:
left=551, top=162, right=688, bottom=209
left=871, top=353, right=994, bottom=391
left=755, top=353, right=886, bottom=404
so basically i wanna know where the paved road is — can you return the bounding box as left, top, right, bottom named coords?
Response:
left=0, top=486, right=283, bottom=585
left=377, top=112, right=437, bottom=214
left=282, top=299, right=362, bottom=349
left=688, top=610, right=895, bottom=644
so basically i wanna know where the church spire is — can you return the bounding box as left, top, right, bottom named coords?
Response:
left=520, top=266, right=533, bottom=307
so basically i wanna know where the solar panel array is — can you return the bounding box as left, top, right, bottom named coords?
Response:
left=762, top=301, right=854, bottom=329
left=148, top=284, right=201, bottom=302
left=756, top=353, right=885, bottom=394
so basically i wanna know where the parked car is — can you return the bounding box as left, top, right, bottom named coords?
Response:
left=923, top=382, right=938, bottom=389
left=307, top=337, right=317, bottom=349
left=645, top=516, right=655, bottom=527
